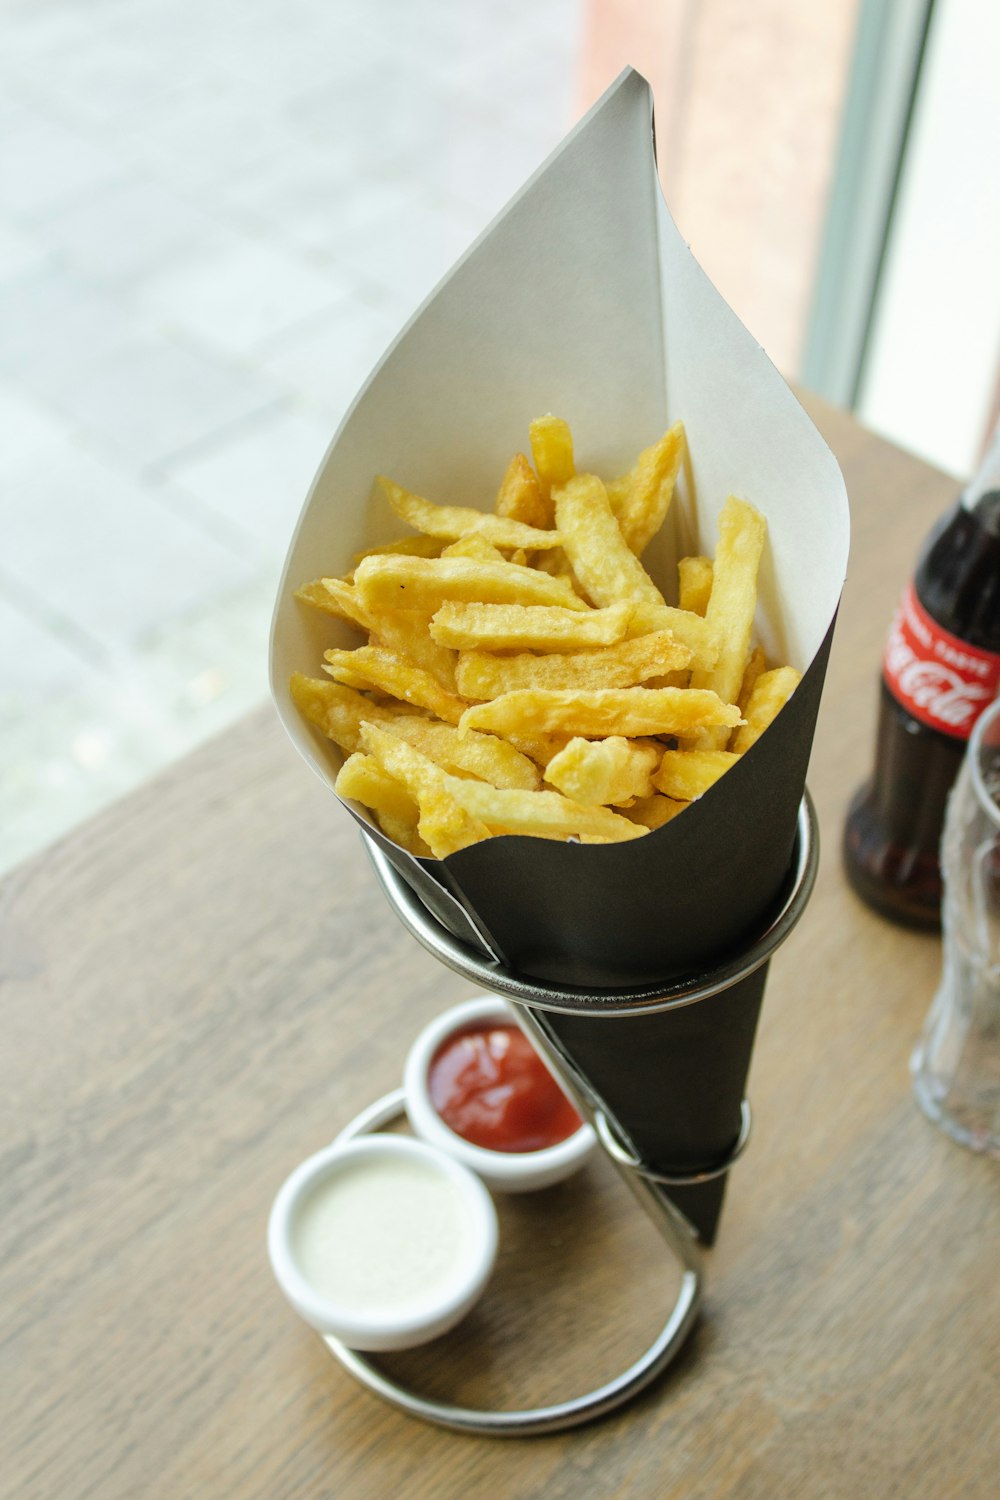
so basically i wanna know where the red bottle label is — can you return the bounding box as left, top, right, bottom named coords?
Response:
left=883, top=582, right=1000, bottom=739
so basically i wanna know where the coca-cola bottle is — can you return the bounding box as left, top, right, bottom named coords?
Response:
left=843, top=425, right=1000, bottom=928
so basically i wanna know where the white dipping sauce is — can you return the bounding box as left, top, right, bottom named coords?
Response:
left=291, top=1153, right=474, bottom=1313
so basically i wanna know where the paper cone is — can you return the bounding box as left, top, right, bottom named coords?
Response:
left=270, top=68, right=849, bottom=1239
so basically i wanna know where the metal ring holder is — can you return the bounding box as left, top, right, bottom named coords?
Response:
left=327, top=793, right=819, bottom=1436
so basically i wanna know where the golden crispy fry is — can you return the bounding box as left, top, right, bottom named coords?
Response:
left=551, top=474, right=717, bottom=664
left=289, top=674, right=412, bottom=754
left=354, top=534, right=443, bottom=562
left=737, top=645, right=767, bottom=713
left=531, top=547, right=571, bottom=577
left=353, top=553, right=588, bottom=613
left=502, top=732, right=572, bottom=768
left=442, top=534, right=507, bottom=564
left=292, top=415, right=795, bottom=859
left=360, top=722, right=491, bottom=856
left=415, top=791, right=485, bottom=857
left=323, top=645, right=467, bottom=724
left=653, top=749, right=739, bottom=801
left=554, top=471, right=668, bottom=618
left=459, top=687, right=741, bottom=740
left=376, top=813, right=432, bottom=858
left=296, top=578, right=458, bottom=691
left=445, top=778, right=646, bottom=843
left=623, top=794, right=688, bottom=830
left=295, top=577, right=372, bottom=631
left=677, top=556, right=714, bottom=616
left=529, top=415, right=574, bottom=509
left=496, top=453, right=549, bottom=530
left=378, top=476, right=562, bottom=551
left=366, top=609, right=457, bottom=692
left=455, top=630, right=690, bottom=698
left=690, top=496, right=767, bottom=747
left=335, top=751, right=418, bottom=825
left=428, top=600, right=633, bottom=652
left=731, top=666, right=801, bottom=753
left=641, top=608, right=717, bottom=669
left=544, top=736, right=660, bottom=806
left=607, top=422, right=685, bottom=555
left=377, top=716, right=540, bottom=790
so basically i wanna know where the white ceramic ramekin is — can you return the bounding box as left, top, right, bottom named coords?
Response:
left=268, top=1134, right=498, bottom=1351
left=404, top=996, right=597, bottom=1193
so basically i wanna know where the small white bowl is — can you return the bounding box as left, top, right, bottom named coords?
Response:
left=268, top=1134, right=498, bottom=1351
left=404, top=996, right=597, bottom=1193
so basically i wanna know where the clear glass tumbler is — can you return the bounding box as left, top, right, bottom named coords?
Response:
left=911, top=697, right=1000, bottom=1156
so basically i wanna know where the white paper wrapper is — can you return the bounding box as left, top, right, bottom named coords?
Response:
left=270, top=68, right=849, bottom=987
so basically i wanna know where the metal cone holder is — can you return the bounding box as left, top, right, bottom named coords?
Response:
left=325, top=794, right=819, bottom=1436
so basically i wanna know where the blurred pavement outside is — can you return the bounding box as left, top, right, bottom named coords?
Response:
left=0, top=0, right=580, bottom=872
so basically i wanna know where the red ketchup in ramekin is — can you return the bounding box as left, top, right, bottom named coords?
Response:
left=428, top=1023, right=583, bottom=1154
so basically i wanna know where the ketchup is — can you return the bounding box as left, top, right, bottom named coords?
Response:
left=428, top=1024, right=582, bottom=1153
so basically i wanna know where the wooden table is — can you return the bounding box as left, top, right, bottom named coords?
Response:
left=4, top=398, right=998, bottom=1500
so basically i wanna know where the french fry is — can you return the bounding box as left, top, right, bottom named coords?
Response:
left=623, top=794, right=688, bottom=830
left=378, top=475, right=562, bottom=550
left=335, top=751, right=418, bottom=826
left=296, top=577, right=372, bottom=631
left=366, top=609, right=458, bottom=691
left=444, top=778, right=647, bottom=843
left=496, top=453, right=549, bottom=530
left=377, top=813, right=433, bottom=858
left=323, top=645, right=467, bottom=724
left=529, top=414, right=574, bottom=513
left=296, top=578, right=457, bottom=690
left=551, top=473, right=717, bottom=665
left=376, top=716, right=541, bottom=790
left=732, top=666, right=801, bottom=753
left=737, top=645, right=767, bottom=713
left=653, top=749, right=740, bottom=801
left=459, top=687, right=741, bottom=740
left=607, top=422, right=685, bottom=555
left=290, top=674, right=420, bottom=754
left=677, top=556, right=714, bottom=616
left=455, top=630, right=690, bottom=697
left=360, top=722, right=491, bottom=856
left=428, top=600, right=633, bottom=651
left=292, top=413, right=798, bottom=857
left=690, top=496, right=767, bottom=747
left=353, top=553, right=588, bottom=613
left=503, top=731, right=573, bottom=768
left=554, top=471, right=668, bottom=620
left=354, top=534, right=443, bottom=562
left=544, top=736, right=660, bottom=805
left=442, top=535, right=507, bottom=564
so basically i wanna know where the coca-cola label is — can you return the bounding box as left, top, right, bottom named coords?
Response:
left=883, top=583, right=1000, bottom=739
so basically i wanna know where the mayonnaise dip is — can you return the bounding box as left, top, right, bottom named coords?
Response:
left=291, top=1152, right=476, bottom=1314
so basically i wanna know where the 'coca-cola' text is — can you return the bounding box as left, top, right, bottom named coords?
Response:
left=883, top=583, right=1000, bottom=739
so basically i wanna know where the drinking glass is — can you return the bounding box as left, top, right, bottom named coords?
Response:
left=911, top=696, right=1000, bottom=1156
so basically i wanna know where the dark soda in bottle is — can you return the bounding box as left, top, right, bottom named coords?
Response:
left=843, top=427, right=1000, bottom=928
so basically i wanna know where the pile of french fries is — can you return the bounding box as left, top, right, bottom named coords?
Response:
left=290, top=416, right=800, bottom=857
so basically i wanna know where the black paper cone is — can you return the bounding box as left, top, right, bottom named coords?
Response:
left=271, top=70, right=850, bottom=1241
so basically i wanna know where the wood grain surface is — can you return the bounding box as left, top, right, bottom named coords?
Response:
left=3, top=396, right=999, bottom=1500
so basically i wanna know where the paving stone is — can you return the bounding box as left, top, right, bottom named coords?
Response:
left=43, top=176, right=227, bottom=285
left=0, top=0, right=582, bottom=872
left=0, top=261, right=145, bottom=401
left=0, top=435, right=257, bottom=651
left=139, top=238, right=352, bottom=355
left=44, top=335, right=284, bottom=467
left=257, top=298, right=402, bottom=421
left=0, top=589, right=103, bottom=698
left=164, top=407, right=334, bottom=555
left=324, top=192, right=486, bottom=308
left=0, top=111, right=123, bottom=221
